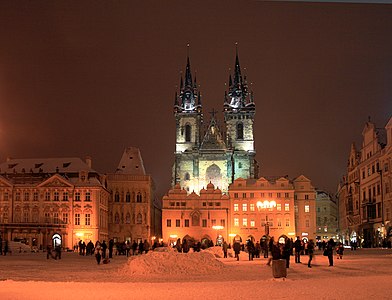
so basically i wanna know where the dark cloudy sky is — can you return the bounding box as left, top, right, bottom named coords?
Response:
left=0, top=1, right=391, bottom=197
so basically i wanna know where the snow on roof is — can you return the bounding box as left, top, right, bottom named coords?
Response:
left=115, top=147, right=146, bottom=175
left=0, top=157, right=95, bottom=174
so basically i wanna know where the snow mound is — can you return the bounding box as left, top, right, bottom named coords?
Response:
left=203, top=246, right=234, bottom=258
left=121, top=250, right=225, bottom=276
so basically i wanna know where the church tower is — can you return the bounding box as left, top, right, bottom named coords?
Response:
left=224, top=48, right=257, bottom=181
left=173, top=53, right=203, bottom=187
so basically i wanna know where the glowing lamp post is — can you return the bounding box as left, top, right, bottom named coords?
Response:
left=256, top=200, right=276, bottom=236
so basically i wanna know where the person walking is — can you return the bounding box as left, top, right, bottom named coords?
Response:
left=266, top=237, right=275, bottom=266
left=222, top=241, right=228, bottom=258
left=132, top=240, right=138, bottom=255
left=294, top=236, right=302, bottom=263
left=246, top=240, right=255, bottom=261
left=101, top=241, right=107, bottom=259
left=326, top=238, right=336, bottom=266
left=108, top=239, right=114, bottom=259
left=233, top=241, right=241, bottom=261
left=336, top=242, right=344, bottom=259
left=95, top=242, right=102, bottom=265
left=307, top=239, right=315, bottom=268
left=283, top=237, right=292, bottom=268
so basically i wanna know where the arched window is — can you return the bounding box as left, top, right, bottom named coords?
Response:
left=184, top=172, right=190, bottom=181
left=206, top=164, right=222, bottom=189
left=114, top=212, right=120, bottom=224
left=114, top=192, right=120, bottom=202
left=125, top=212, right=131, bottom=224
left=126, top=192, right=131, bottom=203
left=136, top=213, right=142, bottom=224
left=136, top=192, right=142, bottom=203
left=236, top=123, right=244, bottom=140
left=185, top=124, right=191, bottom=142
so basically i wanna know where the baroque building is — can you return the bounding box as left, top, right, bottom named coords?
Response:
left=338, top=116, right=392, bottom=247
left=106, top=147, right=161, bottom=244
left=172, top=51, right=257, bottom=195
left=315, top=190, right=338, bottom=241
left=0, top=157, right=110, bottom=250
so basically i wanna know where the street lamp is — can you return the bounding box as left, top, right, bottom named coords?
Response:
left=256, top=200, right=277, bottom=236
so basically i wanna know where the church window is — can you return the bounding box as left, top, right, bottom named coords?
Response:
left=114, top=192, right=120, bottom=202
left=114, top=213, right=120, bottom=224
left=125, top=212, right=131, bottom=224
left=136, top=213, right=142, bottom=224
left=136, top=192, right=142, bottom=203
left=185, top=124, right=191, bottom=142
left=126, top=192, right=131, bottom=202
left=184, top=172, right=190, bottom=181
left=236, top=123, right=244, bottom=140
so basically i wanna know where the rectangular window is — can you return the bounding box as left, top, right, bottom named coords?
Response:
left=234, top=193, right=239, bottom=199
left=250, top=219, right=255, bottom=227
left=220, top=219, right=225, bottom=227
left=23, top=211, right=29, bottom=222
left=277, top=193, right=281, bottom=198
left=277, top=218, right=282, bottom=227
left=184, top=219, right=189, bottom=227
left=75, top=213, right=80, bottom=225
left=250, top=203, right=255, bottom=211
left=85, top=192, right=91, bottom=202
left=285, top=203, right=290, bottom=211
left=260, top=193, right=265, bottom=198
left=285, top=193, right=289, bottom=198
left=54, top=192, right=59, bottom=201
left=33, top=192, right=38, bottom=201
left=242, top=218, right=248, bottom=227
left=169, top=202, right=175, bottom=206
left=305, top=205, right=310, bottom=213
left=242, top=193, right=246, bottom=199
left=45, top=192, right=50, bottom=201
left=167, top=219, right=171, bottom=227
left=277, top=203, right=282, bottom=211
left=15, top=192, right=21, bottom=201
left=242, top=203, right=247, bottom=212
left=215, top=202, right=221, bottom=207
left=4, top=192, right=9, bottom=201
left=181, top=202, right=186, bottom=206
left=45, top=212, right=50, bottom=223
left=285, top=218, right=290, bottom=227
left=305, top=194, right=309, bottom=200
left=202, top=219, right=207, bottom=227
left=234, top=218, right=239, bottom=227
left=54, top=212, right=59, bottom=224
left=62, top=213, right=68, bottom=224
left=63, top=192, right=68, bottom=201
left=250, top=193, right=254, bottom=198
left=208, top=202, right=213, bottom=207
left=85, top=213, right=91, bottom=226
left=176, top=219, right=180, bottom=227
left=202, top=202, right=207, bottom=207
left=75, top=192, right=81, bottom=201
left=305, top=219, right=310, bottom=227
left=268, top=193, right=272, bottom=198
left=211, top=219, right=216, bottom=226
left=24, top=192, right=29, bottom=201
left=234, top=203, right=239, bottom=211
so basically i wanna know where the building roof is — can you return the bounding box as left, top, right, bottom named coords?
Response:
left=115, top=147, right=146, bottom=175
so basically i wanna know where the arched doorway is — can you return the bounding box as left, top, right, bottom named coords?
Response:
left=52, top=233, right=62, bottom=248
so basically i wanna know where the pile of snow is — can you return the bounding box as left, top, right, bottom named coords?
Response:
left=120, top=248, right=225, bottom=276
left=202, top=246, right=234, bottom=258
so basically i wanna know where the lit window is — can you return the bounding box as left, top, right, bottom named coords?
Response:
left=250, top=203, right=255, bottom=211
left=285, top=218, right=290, bottom=227
left=277, top=218, right=282, bottom=227
left=285, top=203, right=290, bottom=211
left=250, top=219, right=255, bottom=227
left=277, top=204, right=282, bottom=211
left=242, top=218, right=248, bottom=227
left=234, top=218, right=239, bottom=227
left=234, top=203, right=239, bottom=211
left=242, top=203, right=247, bottom=212
left=305, top=205, right=310, bottom=213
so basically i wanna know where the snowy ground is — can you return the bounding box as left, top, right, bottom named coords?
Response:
left=0, top=247, right=391, bottom=300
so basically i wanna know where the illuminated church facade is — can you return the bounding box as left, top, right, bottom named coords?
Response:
left=172, top=52, right=258, bottom=195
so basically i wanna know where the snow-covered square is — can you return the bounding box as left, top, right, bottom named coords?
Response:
left=0, top=247, right=391, bottom=300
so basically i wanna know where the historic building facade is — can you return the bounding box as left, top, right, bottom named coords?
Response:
left=172, top=51, right=257, bottom=195
left=338, top=116, right=392, bottom=247
left=315, top=190, right=338, bottom=241
left=163, top=50, right=316, bottom=245
left=0, top=157, right=110, bottom=250
left=106, top=147, right=161, bottom=244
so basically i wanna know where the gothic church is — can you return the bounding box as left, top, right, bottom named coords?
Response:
left=172, top=50, right=258, bottom=194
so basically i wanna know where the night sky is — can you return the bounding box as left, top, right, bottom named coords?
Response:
left=0, top=1, right=391, bottom=197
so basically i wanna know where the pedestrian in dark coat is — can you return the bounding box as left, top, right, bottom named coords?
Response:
left=95, top=242, right=102, bottom=265
left=101, top=241, right=107, bottom=259
left=326, top=238, right=336, bottom=266
left=222, top=241, right=228, bottom=258
left=233, top=241, right=241, bottom=261
left=108, top=239, right=114, bottom=259
left=138, top=240, right=144, bottom=254
left=294, top=236, right=302, bottom=263
left=336, top=242, right=344, bottom=259
left=246, top=240, right=255, bottom=261
left=283, top=238, right=292, bottom=268
left=307, top=239, right=315, bottom=268
left=132, top=240, right=138, bottom=255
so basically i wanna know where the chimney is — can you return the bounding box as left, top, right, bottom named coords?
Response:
left=85, top=156, right=92, bottom=169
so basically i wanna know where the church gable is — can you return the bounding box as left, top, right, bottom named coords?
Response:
left=38, top=174, right=74, bottom=188
left=0, top=176, right=13, bottom=188
left=200, top=116, right=227, bottom=151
